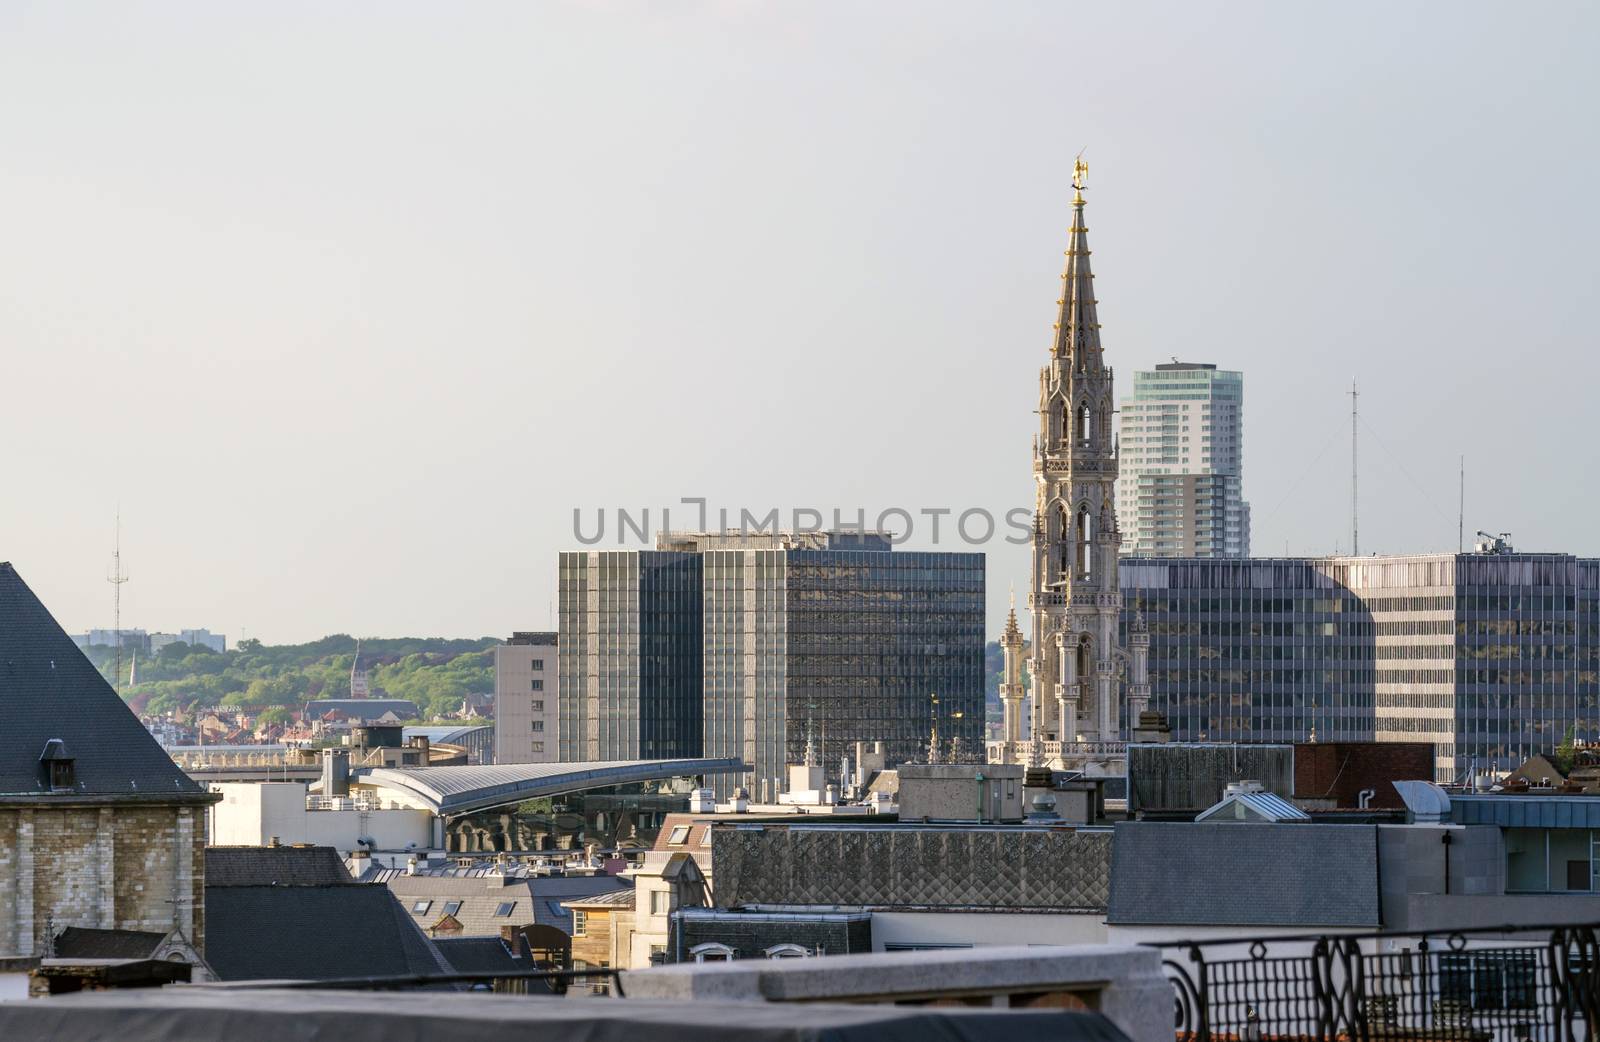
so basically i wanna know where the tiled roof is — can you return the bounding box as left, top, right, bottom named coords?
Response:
left=204, top=884, right=450, bottom=981
left=52, top=927, right=166, bottom=960
left=1106, top=821, right=1380, bottom=928
left=0, top=563, right=204, bottom=798
left=206, top=846, right=355, bottom=887
left=384, top=873, right=630, bottom=937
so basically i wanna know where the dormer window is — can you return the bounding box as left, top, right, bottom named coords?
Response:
left=39, top=738, right=75, bottom=792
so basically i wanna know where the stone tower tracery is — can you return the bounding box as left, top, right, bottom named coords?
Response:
left=1028, top=158, right=1125, bottom=749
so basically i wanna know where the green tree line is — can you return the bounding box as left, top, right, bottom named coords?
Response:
left=81, top=635, right=498, bottom=723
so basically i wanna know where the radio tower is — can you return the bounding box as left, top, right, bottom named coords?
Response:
left=107, top=511, right=129, bottom=696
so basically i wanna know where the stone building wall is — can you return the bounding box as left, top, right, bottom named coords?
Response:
left=0, top=803, right=205, bottom=958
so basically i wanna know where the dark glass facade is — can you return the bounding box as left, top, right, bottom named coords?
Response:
left=1119, top=554, right=1600, bottom=782
left=702, top=549, right=986, bottom=799
left=558, top=551, right=703, bottom=762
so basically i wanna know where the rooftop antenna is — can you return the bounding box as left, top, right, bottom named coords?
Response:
left=107, top=510, right=129, bottom=696
left=1458, top=456, right=1465, bottom=554
left=1349, top=381, right=1359, bottom=557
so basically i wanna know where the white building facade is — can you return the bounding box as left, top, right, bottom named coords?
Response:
left=1117, top=362, right=1249, bottom=557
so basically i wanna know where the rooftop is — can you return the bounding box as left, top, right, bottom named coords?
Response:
left=359, top=757, right=748, bottom=815
left=206, top=846, right=355, bottom=887
left=1106, top=821, right=1380, bottom=927
left=0, top=562, right=207, bottom=800
left=204, top=884, right=449, bottom=982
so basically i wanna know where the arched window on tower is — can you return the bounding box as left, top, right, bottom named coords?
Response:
left=1077, top=506, right=1093, bottom=579
left=1077, top=404, right=1092, bottom=447
left=1058, top=505, right=1072, bottom=578
left=1059, top=400, right=1070, bottom=445
left=1076, top=638, right=1090, bottom=686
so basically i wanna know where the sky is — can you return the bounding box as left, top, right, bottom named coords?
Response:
left=2, top=2, right=1597, bottom=645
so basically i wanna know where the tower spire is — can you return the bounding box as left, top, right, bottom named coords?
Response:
left=1052, top=156, right=1102, bottom=365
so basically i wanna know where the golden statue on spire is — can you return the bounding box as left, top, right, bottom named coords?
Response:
left=1072, top=154, right=1088, bottom=204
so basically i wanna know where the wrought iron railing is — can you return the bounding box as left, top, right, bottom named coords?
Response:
left=1153, top=924, right=1599, bottom=1042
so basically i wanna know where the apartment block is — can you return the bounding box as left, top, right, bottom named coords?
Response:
left=493, top=632, right=558, bottom=764
left=1117, top=362, right=1249, bottom=557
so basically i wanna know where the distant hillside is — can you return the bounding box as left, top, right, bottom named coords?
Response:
left=80, top=635, right=498, bottom=722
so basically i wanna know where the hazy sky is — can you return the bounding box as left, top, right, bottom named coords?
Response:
left=3, top=2, right=1597, bottom=645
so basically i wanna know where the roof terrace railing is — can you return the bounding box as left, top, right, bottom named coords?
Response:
left=214, top=966, right=626, bottom=997
left=1149, top=923, right=1600, bottom=1042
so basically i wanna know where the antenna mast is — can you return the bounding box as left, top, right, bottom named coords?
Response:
left=1349, top=381, right=1359, bottom=557
left=107, top=511, right=129, bottom=696
left=1458, top=456, right=1465, bottom=553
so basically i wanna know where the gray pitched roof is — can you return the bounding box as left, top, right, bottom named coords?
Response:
left=206, top=847, right=355, bottom=887
left=1106, top=821, right=1380, bottom=928
left=432, top=937, right=527, bottom=975
left=384, top=873, right=631, bottom=937
left=204, top=884, right=451, bottom=981
left=0, top=563, right=204, bottom=798
left=52, top=927, right=166, bottom=960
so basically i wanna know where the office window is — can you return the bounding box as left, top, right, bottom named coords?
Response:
left=531, top=720, right=544, bottom=732
left=531, top=658, right=544, bottom=670
left=573, top=910, right=587, bottom=937
left=411, top=900, right=431, bottom=915
left=530, top=741, right=544, bottom=753
left=494, top=901, right=517, bottom=917
left=530, top=699, right=544, bottom=712
left=443, top=901, right=462, bottom=917
left=531, top=679, right=544, bottom=691
left=650, top=891, right=670, bottom=915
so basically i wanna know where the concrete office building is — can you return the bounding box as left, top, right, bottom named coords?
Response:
left=493, top=632, right=558, bottom=764
left=1119, top=550, right=1600, bottom=782
left=558, top=534, right=985, bottom=794
left=1117, top=362, right=1249, bottom=557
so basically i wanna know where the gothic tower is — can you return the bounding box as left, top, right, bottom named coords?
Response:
left=1028, top=158, right=1125, bottom=749
left=999, top=590, right=1026, bottom=745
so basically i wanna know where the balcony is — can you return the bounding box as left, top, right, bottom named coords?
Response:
left=1156, top=923, right=1599, bottom=1042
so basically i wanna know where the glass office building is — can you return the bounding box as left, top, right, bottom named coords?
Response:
left=559, top=538, right=986, bottom=797
left=1120, top=553, right=1600, bottom=781
left=702, top=548, right=986, bottom=800
left=557, top=551, right=704, bottom=762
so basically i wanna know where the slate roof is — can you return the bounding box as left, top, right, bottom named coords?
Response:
left=53, top=927, right=166, bottom=960
left=1106, top=821, right=1380, bottom=928
left=384, top=873, right=631, bottom=937
left=432, top=936, right=527, bottom=975
left=204, top=884, right=451, bottom=981
left=206, top=846, right=355, bottom=887
left=0, top=563, right=205, bottom=798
